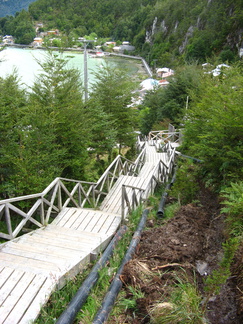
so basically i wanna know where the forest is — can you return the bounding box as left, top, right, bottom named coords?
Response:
left=0, top=0, right=243, bottom=64
left=0, top=0, right=35, bottom=17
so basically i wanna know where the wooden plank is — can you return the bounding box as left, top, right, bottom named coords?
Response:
left=59, top=208, right=90, bottom=229
left=51, top=211, right=120, bottom=235
left=99, top=176, right=125, bottom=210
left=89, top=213, right=119, bottom=234
left=17, top=276, right=56, bottom=324
left=0, top=269, right=25, bottom=306
left=4, top=274, right=54, bottom=324
left=3, top=241, right=85, bottom=261
left=1, top=245, right=69, bottom=267
left=19, top=231, right=99, bottom=253
left=0, top=267, right=15, bottom=290
left=51, top=207, right=77, bottom=226
left=99, top=214, right=120, bottom=234
left=46, top=223, right=105, bottom=240
left=67, top=209, right=95, bottom=231
left=29, top=231, right=100, bottom=251
left=0, top=271, right=36, bottom=323
left=0, top=252, right=61, bottom=275
left=100, top=175, right=138, bottom=214
left=102, top=176, right=146, bottom=215
left=81, top=210, right=106, bottom=232
left=138, top=162, right=155, bottom=178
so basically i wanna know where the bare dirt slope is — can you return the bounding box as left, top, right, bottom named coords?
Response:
left=108, top=186, right=243, bottom=323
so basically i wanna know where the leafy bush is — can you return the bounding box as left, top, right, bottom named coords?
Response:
left=221, top=182, right=243, bottom=237
left=170, top=160, right=200, bottom=205
left=181, top=64, right=243, bottom=190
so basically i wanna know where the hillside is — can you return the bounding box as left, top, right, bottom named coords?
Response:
left=0, top=0, right=35, bottom=17
left=0, top=0, right=242, bottom=65
left=28, top=0, right=243, bottom=65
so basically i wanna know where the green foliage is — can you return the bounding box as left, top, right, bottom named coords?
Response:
left=90, top=65, right=138, bottom=152
left=2, top=10, right=35, bottom=44
left=119, top=286, right=145, bottom=311
left=221, top=182, right=243, bottom=237
left=139, top=65, right=202, bottom=135
left=29, top=51, right=89, bottom=182
left=170, top=160, right=200, bottom=205
left=0, top=52, right=93, bottom=197
left=149, top=271, right=204, bottom=324
left=204, top=237, right=239, bottom=296
left=181, top=64, right=243, bottom=190
left=1, top=0, right=242, bottom=65
left=0, top=72, right=27, bottom=198
left=0, top=0, right=35, bottom=17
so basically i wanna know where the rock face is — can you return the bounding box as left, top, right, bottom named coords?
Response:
left=144, top=0, right=242, bottom=58
left=179, top=26, right=194, bottom=54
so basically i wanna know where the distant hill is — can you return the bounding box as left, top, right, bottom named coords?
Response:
left=0, top=0, right=36, bottom=17
left=0, top=0, right=242, bottom=64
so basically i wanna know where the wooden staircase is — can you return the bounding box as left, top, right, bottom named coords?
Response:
left=0, top=136, right=177, bottom=323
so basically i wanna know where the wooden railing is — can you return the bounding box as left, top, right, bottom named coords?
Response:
left=0, top=178, right=96, bottom=240
left=0, top=151, right=146, bottom=241
left=94, top=150, right=146, bottom=207
left=148, top=130, right=181, bottom=151
left=0, top=130, right=177, bottom=241
left=121, top=184, right=145, bottom=222
left=121, top=146, right=176, bottom=221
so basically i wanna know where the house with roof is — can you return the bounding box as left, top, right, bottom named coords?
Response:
left=33, top=37, right=43, bottom=47
left=3, top=35, right=14, bottom=44
left=156, top=67, right=174, bottom=78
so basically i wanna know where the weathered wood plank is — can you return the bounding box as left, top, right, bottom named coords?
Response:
left=29, top=231, right=99, bottom=251
left=91, top=213, right=120, bottom=234
left=0, top=269, right=26, bottom=306
left=0, top=271, right=36, bottom=323
left=0, top=252, right=61, bottom=275
left=2, top=241, right=85, bottom=261
left=58, top=208, right=90, bottom=229
left=0, top=267, right=15, bottom=290
left=51, top=207, right=78, bottom=226
left=4, top=274, right=54, bottom=324
left=45, top=223, right=104, bottom=239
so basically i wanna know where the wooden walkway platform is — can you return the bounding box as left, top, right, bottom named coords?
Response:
left=0, top=139, right=176, bottom=324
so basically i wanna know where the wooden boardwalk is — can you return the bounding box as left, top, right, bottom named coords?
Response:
left=0, top=138, right=176, bottom=324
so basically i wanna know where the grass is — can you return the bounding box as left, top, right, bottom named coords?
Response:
left=149, top=270, right=205, bottom=324
left=118, top=285, right=145, bottom=312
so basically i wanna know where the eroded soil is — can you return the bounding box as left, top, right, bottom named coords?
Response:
left=108, top=186, right=243, bottom=323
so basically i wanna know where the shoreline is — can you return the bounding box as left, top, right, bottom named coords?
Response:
left=2, top=44, right=152, bottom=77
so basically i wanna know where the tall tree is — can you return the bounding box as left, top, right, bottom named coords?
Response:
left=0, top=72, right=27, bottom=198
left=90, top=65, right=138, bottom=153
left=28, top=51, right=90, bottom=183
left=181, top=64, right=243, bottom=189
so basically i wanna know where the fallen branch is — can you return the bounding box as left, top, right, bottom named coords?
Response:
left=152, top=263, right=182, bottom=271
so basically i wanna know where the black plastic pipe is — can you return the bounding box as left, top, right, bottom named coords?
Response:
left=175, top=151, right=202, bottom=163
left=92, top=208, right=150, bottom=324
left=157, top=167, right=177, bottom=218
left=55, top=225, right=127, bottom=324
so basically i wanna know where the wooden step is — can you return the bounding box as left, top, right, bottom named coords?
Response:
left=0, top=266, right=55, bottom=324
left=52, top=208, right=121, bottom=234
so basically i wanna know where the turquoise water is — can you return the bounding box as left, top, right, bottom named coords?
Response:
left=0, top=47, right=139, bottom=89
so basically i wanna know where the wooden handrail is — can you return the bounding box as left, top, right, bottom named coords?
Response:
left=0, top=128, right=178, bottom=241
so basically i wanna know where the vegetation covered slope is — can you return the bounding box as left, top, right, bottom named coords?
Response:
left=0, top=0, right=242, bottom=64
left=0, top=0, right=35, bottom=17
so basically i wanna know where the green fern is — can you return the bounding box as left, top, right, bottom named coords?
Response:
left=221, top=181, right=243, bottom=237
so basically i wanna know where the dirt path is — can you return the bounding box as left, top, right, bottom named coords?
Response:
left=108, top=186, right=243, bottom=323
